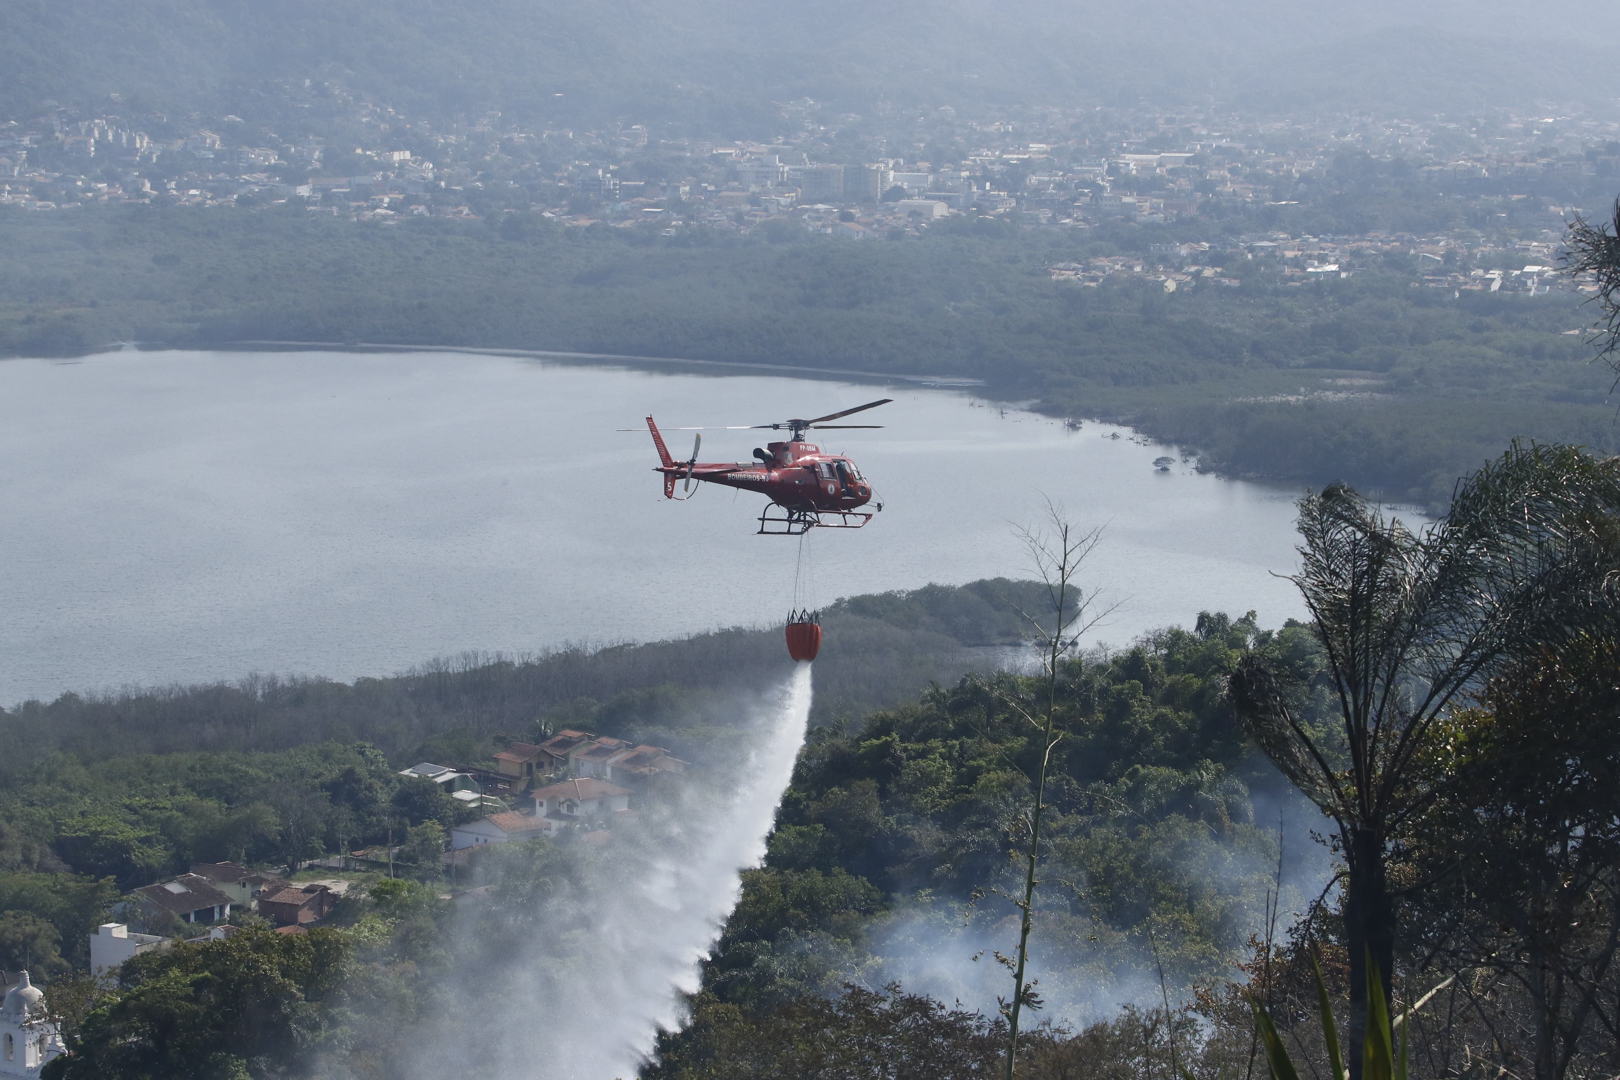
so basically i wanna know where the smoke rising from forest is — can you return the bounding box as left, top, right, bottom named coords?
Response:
left=849, top=780, right=1333, bottom=1031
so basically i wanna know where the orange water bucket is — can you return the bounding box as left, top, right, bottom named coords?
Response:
left=785, top=613, right=821, bottom=662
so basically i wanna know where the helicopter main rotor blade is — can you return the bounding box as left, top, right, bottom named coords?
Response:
left=615, top=425, right=752, bottom=432
left=807, top=424, right=884, bottom=429
left=803, top=398, right=893, bottom=425
left=627, top=401, right=891, bottom=434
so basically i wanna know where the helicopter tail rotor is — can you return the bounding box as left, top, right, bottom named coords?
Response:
left=683, top=433, right=701, bottom=493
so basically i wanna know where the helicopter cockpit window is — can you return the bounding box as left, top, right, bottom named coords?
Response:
left=816, top=462, right=835, bottom=479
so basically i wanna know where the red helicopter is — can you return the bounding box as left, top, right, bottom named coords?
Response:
left=643, top=399, right=891, bottom=535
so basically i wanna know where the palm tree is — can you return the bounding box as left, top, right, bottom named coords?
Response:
left=1564, top=199, right=1620, bottom=371
left=1227, top=442, right=1620, bottom=1080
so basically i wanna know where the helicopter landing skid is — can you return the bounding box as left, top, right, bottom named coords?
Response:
left=758, top=506, right=874, bottom=535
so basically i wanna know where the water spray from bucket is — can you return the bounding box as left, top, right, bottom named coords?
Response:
left=421, top=666, right=815, bottom=1080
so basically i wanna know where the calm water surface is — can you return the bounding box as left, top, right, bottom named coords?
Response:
left=1, top=349, right=1340, bottom=705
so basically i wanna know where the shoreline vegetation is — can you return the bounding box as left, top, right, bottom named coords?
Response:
left=3, top=205, right=1615, bottom=511
left=0, top=580, right=1053, bottom=745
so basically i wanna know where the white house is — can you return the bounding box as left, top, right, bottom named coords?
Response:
left=449, top=811, right=551, bottom=851
left=89, top=923, right=171, bottom=977
left=531, top=777, right=632, bottom=824
left=571, top=738, right=633, bottom=779
left=0, top=972, right=65, bottom=1077
left=187, top=863, right=288, bottom=910
left=894, top=199, right=949, bottom=219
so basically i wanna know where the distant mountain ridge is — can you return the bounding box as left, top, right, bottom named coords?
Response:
left=1, top=0, right=1615, bottom=125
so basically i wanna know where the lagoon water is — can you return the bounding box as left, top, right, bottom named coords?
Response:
left=1, top=348, right=1326, bottom=706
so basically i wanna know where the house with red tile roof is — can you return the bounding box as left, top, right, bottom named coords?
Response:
left=187, top=862, right=289, bottom=911
left=258, top=884, right=336, bottom=928
left=531, top=777, right=632, bottom=825
left=602, top=744, right=689, bottom=783
left=571, top=737, right=634, bottom=778
left=449, top=810, right=553, bottom=850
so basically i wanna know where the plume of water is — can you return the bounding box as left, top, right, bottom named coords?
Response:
left=421, top=663, right=813, bottom=1080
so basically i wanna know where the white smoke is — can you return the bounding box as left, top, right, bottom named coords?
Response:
left=421, top=664, right=813, bottom=1080
left=852, top=778, right=1334, bottom=1031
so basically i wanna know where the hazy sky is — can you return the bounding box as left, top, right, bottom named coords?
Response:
left=4, top=0, right=1616, bottom=122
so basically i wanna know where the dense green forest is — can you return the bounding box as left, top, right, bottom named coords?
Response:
left=3, top=204, right=1614, bottom=508
left=0, top=579, right=1045, bottom=766
left=15, top=606, right=1312, bottom=1079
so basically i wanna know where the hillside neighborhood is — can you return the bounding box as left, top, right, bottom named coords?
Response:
left=2, top=93, right=1615, bottom=300
left=84, top=729, right=684, bottom=983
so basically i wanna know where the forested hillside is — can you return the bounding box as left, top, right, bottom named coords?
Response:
left=10, top=605, right=1313, bottom=1079
left=0, top=579, right=1046, bottom=974
left=0, top=579, right=1046, bottom=767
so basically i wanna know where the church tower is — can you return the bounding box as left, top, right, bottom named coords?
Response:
left=0, top=972, right=65, bottom=1077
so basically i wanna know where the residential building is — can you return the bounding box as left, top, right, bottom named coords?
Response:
left=578, top=169, right=619, bottom=198
left=894, top=199, right=949, bottom=219
left=398, top=762, right=478, bottom=793
left=257, top=884, right=336, bottom=928
left=799, top=165, right=845, bottom=202
left=923, top=191, right=972, bottom=209
left=493, top=742, right=548, bottom=785
left=451, top=788, right=505, bottom=811
left=601, top=744, right=688, bottom=783
left=450, top=810, right=552, bottom=849
left=844, top=164, right=891, bottom=202
left=737, top=155, right=787, bottom=188
left=89, top=923, right=171, bottom=976
left=0, top=972, right=65, bottom=1077
left=500, top=733, right=685, bottom=788
left=187, top=863, right=289, bottom=910
left=534, top=730, right=598, bottom=775
left=572, top=737, right=634, bottom=778
left=133, top=874, right=233, bottom=925
left=531, top=777, right=632, bottom=826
